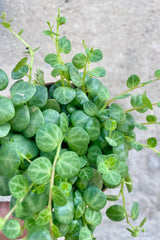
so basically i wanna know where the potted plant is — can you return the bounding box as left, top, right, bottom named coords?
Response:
left=0, top=9, right=160, bottom=240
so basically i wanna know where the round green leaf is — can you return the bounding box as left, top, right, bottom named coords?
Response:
left=106, top=205, right=126, bottom=221
left=126, top=74, right=140, bottom=88
left=85, top=207, right=102, bottom=226
left=146, top=114, right=157, bottom=123
left=104, top=119, right=117, bottom=131
left=72, top=53, right=87, bottom=69
left=83, top=101, right=98, bottom=117
left=10, top=105, right=30, bottom=132
left=66, top=127, right=90, bottom=155
left=2, top=219, right=21, bottom=239
left=36, top=123, right=63, bottom=152
left=0, top=123, right=10, bottom=138
left=103, top=170, right=121, bottom=188
left=23, top=106, right=44, bottom=138
left=28, top=85, right=48, bottom=108
left=83, top=186, right=107, bottom=211
left=56, top=151, right=81, bottom=178
left=154, top=69, right=160, bottom=78
left=0, top=96, right=15, bottom=125
left=54, top=200, right=74, bottom=224
left=79, top=227, right=92, bottom=240
left=131, top=95, right=148, bottom=113
left=79, top=167, right=93, bottom=181
left=70, top=110, right=89, bottom=128
left=27, top=157, right=52, bottom=184
left=10, top=80, right=36, bottom=105
left=52, top=185, right=68, bottom=206
left=0, top=69, right=9, bottom=90
left=147, top=137, right=157, bottom=148
left=97, top=85, right=110, bottom=102
left=0, top=142, right=21, bottom=176
left=26, top=226, right=52, bottom=240
left=11, top=134, right=39, bottom=160
left=36, top=208, right=52, bottom=226
left=11, top=65, right=29, bottom=80
left=9, top=175, right=28, bottom=199
left=85, top=117, right=101, bottom=141
left=44, top=53, right=58, bottom=65
left=58, top=36, right=71, bottom=54
left=53, top=86, right=76, bottom=105
left=85, top=78, right=102, bottom=98
left=69, top=67, right=83, bottom=87
left=43, top=109, right=60, bottom=125
left=89, top=49, right=103, bottom=62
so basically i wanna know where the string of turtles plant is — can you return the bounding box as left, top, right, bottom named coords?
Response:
left=0, top=9, right=160, bottom=240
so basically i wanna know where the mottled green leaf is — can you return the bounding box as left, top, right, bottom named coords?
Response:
left=106, top=205, right=126, bottom=221
left=147, top=137, right=157, bottom=148
left=126, top=74, right=140, bottom=88
left=72, top=53, right=87, bottom=69
left=0, top=96, right=15, bottom=125
left=44, top=54, right=58, bottom=65
left=2, top=219, right=21, bottom=239
left=89, top=49, right=103, bottom=62
left=85, top=207, right=102, bottom=226
left=53, top=86, right=76, bottom=105
left=58, top=36, right=71, bottom=54
left=88, top=67, right=106, bottom=77
left=11, top=65, right=29, bottom=80
left=0, top=69, right=9, bottom=90
left=9, top=175, right=28, bottom=199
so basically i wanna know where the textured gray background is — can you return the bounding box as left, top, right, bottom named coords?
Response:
left=0, top=0, right=160, bottom=239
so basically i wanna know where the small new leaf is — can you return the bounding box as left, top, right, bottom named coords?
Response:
left=147, top=137, right=157, bottom=148
left=142, top=91, right=153, bottom=110
left=14, top=57, right=28, bottom=72
left=131, top=202, right=139, bottom=220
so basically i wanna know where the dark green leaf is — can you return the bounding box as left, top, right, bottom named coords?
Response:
left=147, top=137, right=157, bottom=148
left=79, top=227, right=92, bottom=240
left=83, top=186, right=107, bottom=211
left=58, top=36, right=71, bottom=54
left=89, top=49, right=103, bottom=62
left=142, top=91, right=153, bottom=110
left=51, top=68, right=60, bottom=77
left=83, top=101, right=98, bottom=117
left=14, top=57, right=28, bottom=72
left=28, top=85, right=48, bottom=108
left=26, top=226, right=52, bottom=240
left=11, top=65, right=29, bottom=80
left=106, top=205, right=126, bottom=221
left=106, top=195, right=119, bottom=201
left=70, top=110, right=89, bottom=128
left=72, top=53, right=87, bottom=69
left=88, top=67, right=106, bottom=77
left=0, top=69, right=9, bottom=90
left=0, top=96, right=15, bottom=125
left=0, top=123, right=10, bottom=138
left=126, top=74, right=140, bottom=88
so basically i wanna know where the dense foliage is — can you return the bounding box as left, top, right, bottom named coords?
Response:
left=0, top=9, right=160, bottom=240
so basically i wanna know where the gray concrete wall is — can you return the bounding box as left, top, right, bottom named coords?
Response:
left=0, top=0, right=160, bottom=239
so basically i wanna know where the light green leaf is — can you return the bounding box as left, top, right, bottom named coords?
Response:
left=85, top=207, right=102, bottom=226
left=109, top=103, right=126, bottom=125
left=70, top=110, right=89, bottom=128
left=66, top=127, right=90, bottom=155
left=56, top=151, right=81, bottom=178
left=1, top=22, right=11, bottom=29
left=89, top=49, right=103, bottom=62
left=131, top=94, right=148, bottom=113
left=131, top=202, right=139, bottom=221
left=44, top=54, right=58, bottom=65
left=18, top=28, right=23, bottom=36
left=0, top=96, right=15, bottom=125
left=10, top=80, right=36, bottom=105
left=14, top=57, right=28, bottom=72
left=104, top=119, right=117, bottom=131
left=43, top=109, right=60, bottom=125
left=72, top=53, right=87, bottom=69
left=88, top=67, right=106, bottom=77
left=75, top=201, right=85, bottom=219
left=0, top=69, right=9, bottom=90
left=79, top=227, right=92, bottom=240
left=27, top=157, right=52, bottom=185
left=36, top=208, right=52, bottom=226
left=142, top=91, right=153, bottom=110
left=105, top=136, right=117, bottom=146
left=36, top=123, right=63, bottom=152
left=106, top=205, right=126, bottom=221
left=83, top=101, right=98, bottom=117
left=51, top=224, right=61, bottom=238
left=0, top=123, right=10, bottom=138
left=116, top=161, right=128, bottom=178
left=43, top=30, right=59, bottom=37
left=9, top=175, right=28, bottom=199
left=113, top=94, right=131, bottom=100
left=11, top=65, right=29, bottom=80
left=26, top=226, right=52, bottom=240
left=139, top=217, right=147, bottom=227
left=126, top=74, right=140, bottom=88
left=106, top=195, right=119, bottom=201
left=154, top=69, right=160, bottom=78
left=2, top=219, right=21, bottom=239
left=69, top=66, right=83, bottom=87
left=135, top=122, right=147, bottom=131
left=52, top=185, right=68, bottom=206
left=53, top=86, right=76, bottom=105
left=58, top=36, right=71, bottom=54
left=83, top=186, right=107, bottom=211
left=58, top=16, right=67, bottom=25
left=103, top=170, right=121, bottom=188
